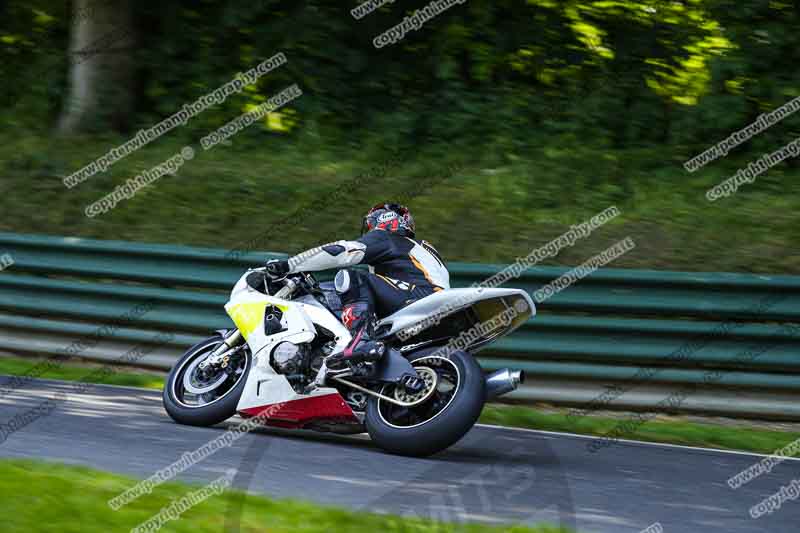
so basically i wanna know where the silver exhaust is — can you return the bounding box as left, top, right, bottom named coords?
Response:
left=485, top=368, right=525, bottom=400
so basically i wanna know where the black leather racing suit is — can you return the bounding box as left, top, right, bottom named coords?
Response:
left=285, top=229, right=450, bottom=361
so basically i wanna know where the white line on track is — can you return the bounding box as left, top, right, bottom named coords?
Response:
left=476, top=423, right=800, bottom=462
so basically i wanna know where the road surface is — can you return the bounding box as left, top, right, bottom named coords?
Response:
left=0, top=377, right=797, bottom=532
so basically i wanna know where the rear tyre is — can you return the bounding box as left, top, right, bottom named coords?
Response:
left=365, top=349, right=485, bottom=457
left=163, top=334, right=251, bottom=427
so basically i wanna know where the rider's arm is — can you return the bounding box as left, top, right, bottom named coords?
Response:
left=285, top=231, right=394, bottom=273
left=286, top=240, right=366, bottom=273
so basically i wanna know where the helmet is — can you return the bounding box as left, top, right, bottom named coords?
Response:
left=361, top=202, right=415, bottom=238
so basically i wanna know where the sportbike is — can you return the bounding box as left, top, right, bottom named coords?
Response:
left=163, top=267, right=533, bottom=456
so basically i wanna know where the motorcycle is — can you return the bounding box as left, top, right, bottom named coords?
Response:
left=163, top=267, right=533, bottom=457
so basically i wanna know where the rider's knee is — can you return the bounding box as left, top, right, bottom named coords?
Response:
left=335, top=268, right=361, bottom=296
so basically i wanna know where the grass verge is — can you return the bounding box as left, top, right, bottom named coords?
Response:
left=0, top=354, right=164, bottom=390
left=0, top=459, right=567, bottom=533
left=479, top=404, right=800, bottom=456
left=1, top=133, right=799, bottom=274
left=2, top=354, right=797, bottom=456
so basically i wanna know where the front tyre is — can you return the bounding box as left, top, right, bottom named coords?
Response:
left=365, top=350, right=486, bottom=457
left=163, top=334, right=251, bottom=427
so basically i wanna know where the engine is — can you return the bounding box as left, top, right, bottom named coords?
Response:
left=270, top=341, right=310, bottom=376
left=270, top=338, right=335, bottom=392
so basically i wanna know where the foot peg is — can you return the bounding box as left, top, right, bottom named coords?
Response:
left=367, top=341, right=385, bottom=358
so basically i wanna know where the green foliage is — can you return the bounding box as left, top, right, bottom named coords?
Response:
left=0, top=1, right=68, bottom=126
left=1, top=1, right=799, bottom=273
left=3, top=0, right=785, bottom=150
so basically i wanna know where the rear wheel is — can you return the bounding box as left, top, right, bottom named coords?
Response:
left=365, top=350, right=485, bottom=457
left=163, top=334, right=251, bottom=427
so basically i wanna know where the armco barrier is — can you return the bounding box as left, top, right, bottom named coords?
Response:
left=0, top=232, right=798, bottom=419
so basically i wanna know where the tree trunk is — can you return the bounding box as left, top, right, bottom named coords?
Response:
left=57, top=0, right=136, bottom=135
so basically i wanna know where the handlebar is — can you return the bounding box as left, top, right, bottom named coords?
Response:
left=273, top=277, right=297, bottom=299
left=249, top=268, right=318, bottom=299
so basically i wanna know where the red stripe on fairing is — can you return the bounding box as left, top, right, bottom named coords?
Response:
left=239, top=393, right=357, bottom=428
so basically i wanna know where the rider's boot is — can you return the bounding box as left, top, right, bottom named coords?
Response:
left=325, top=302, right=385, bottom=370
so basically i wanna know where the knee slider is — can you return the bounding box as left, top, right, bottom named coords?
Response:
left=335, top=269, right=354, bottom=294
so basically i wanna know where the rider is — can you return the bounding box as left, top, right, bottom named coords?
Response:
left=265, top=202, right=449, bottom=369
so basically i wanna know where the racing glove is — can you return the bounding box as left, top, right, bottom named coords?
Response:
left=265, top=258, right=290, bottom=279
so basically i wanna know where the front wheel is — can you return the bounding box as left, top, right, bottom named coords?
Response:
left=365, top=349, right=486, bottom=457
left=163, top=334, right=251, bottom=427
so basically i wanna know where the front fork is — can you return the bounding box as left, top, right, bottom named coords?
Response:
left=201, top=278, right=296, bottom=370
left=198, top=329, right=243, bottom=370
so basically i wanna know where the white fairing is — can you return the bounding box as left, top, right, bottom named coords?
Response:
left=376, top=287, right=535, bottom=340
left=225, top=272, right=351, bottom=412
left=225, top=270, right=534, bottom=413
